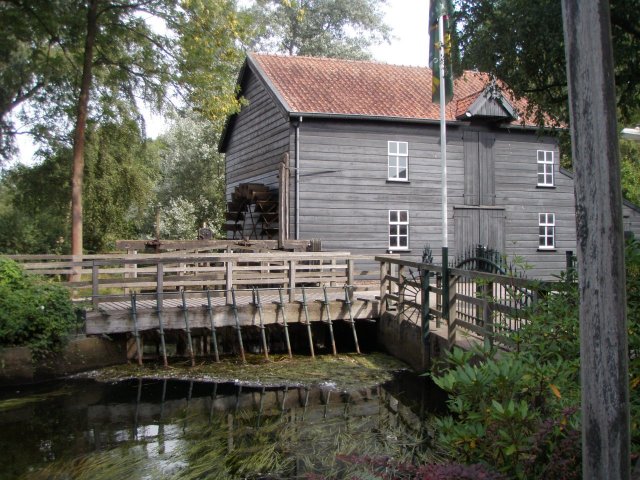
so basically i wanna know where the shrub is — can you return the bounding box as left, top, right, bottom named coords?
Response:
left=430, top=235, right=640, bottom=477
left=0, top=257, right=76, bottom=357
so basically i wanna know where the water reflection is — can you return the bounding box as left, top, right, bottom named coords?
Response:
left=0, top=373, right=444, bottom=479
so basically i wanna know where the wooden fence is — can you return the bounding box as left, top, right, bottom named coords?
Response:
left=7, top=252, right=377, bottom=307
left=376, top=255, right=552, bottom=348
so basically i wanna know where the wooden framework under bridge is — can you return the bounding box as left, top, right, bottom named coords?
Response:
left=91, top=284, right=376, bottom=366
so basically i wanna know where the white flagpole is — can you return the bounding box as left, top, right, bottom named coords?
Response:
left=438, top=14, right=448, bottom=249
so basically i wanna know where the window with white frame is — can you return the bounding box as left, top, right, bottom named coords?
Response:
left=388, top=141, right=409, bottom=181
left=539, top=213, right=555, bottom=249
left=389, top=210, right=409, bottom=250
left=537, top=150, right=554, bottom=186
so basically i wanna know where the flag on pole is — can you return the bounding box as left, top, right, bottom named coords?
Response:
left=429, top=0, right=454, bottom=104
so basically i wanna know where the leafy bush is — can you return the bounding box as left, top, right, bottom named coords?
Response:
left=0, top=258, right=76, bottom=356
left=431, top=236, right=640, bottom=478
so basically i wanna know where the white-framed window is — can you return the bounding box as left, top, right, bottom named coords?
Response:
left=539, top=213, right=555, bottom=249
left=389, top=210, right=409, bottom=250
left=537, top=150, right=554, bottom=186
left=388, top=141, right=409, bottom=181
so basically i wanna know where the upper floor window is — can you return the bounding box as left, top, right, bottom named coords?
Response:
left=537, top=150, right=554, bottom=186
left=388, top=141, right=409, bottom=181
left=389, top=210, right=409, bottom=250
left=539, top=213, right=555, bottom=249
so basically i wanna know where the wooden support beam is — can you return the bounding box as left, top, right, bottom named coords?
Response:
left=562, top=1, right=630, bottom=477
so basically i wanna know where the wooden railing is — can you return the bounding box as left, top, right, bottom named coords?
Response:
left=376, top=255, right=552, bottom=348
left=7, top=252, right=377, bottom=307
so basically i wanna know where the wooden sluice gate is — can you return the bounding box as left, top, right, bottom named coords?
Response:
left=44, top=250, right=382, bottom=363
left=87, top=285, right=378, bottom=363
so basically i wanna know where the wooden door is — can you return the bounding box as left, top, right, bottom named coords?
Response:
left=463, top=131, right=496, bottom=206
left=454, top=207, right=505, bottom=258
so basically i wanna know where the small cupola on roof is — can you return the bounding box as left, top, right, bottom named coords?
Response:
left=457, top=82, right=519, bottom=123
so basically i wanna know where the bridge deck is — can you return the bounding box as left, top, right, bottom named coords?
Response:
left=86, top=289, right=380, bottom=335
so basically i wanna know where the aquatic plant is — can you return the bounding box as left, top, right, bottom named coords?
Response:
left=82, top=352, right=409, bottom=391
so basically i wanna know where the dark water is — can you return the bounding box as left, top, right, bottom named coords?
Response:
left=0, top=371, right=446, bottom=480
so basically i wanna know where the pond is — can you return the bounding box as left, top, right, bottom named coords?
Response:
left=0, top=354, right=447, bottom=480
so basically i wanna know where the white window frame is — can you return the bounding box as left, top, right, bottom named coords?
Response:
left=388, top=141, right=409, bottom=181
left=538, top=213, right=555, bottom=249
left=537, top=150, right=554, bottom=186
left=389, top=210, right=409, bottom=250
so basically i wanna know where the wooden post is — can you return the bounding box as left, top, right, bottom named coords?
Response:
left=380, top=261, right=389, bottom=316
left=288, top=260, right=296, bottom=303
left=278, top=153, right=290, bottom=249
left=92, top=262, right=99, bottom=308
left=226, top=259, right=233, bottom=304
left=561, top=2, right=630, bottom=478
left=481, top=281, right=493, bottom=347
left=347, top=258, right=354, bottom=289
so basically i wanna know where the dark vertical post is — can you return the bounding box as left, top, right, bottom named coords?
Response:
left=442, top=247, right=455, bottom=347
left=561, top=2, right=629, bottom=478
left=156, top=262, right=168, bottom=367
left=420, top=266, right=430, bottom=366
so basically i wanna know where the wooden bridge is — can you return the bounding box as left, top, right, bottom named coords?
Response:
left=8, top=245, right=564, bottom=369
left=9, top=249, right=380, bottom=365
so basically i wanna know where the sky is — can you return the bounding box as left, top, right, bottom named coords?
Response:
left=370, top=0, right=429, bottom=67
left=15, top=0, right=430, bottom=163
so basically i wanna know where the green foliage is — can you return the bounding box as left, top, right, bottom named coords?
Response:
left=0, top=154, right=71, bottom=254
left=456, top=0, right=640, bottom=127
left=82, top=119, right=158, bottom=252
left=246, top=0, right=391, bottom=59
left=432, top=236, right=640, bottom=477
left=432, top=345, right=577, bottom=478
left=175, top=0, right=253, bottom=122
left=0, top=119, right=156, bottom=254
left=0, top=258, right=76, bottom=356
left=621, top=139, right=640, bottom=205
left=626, top=236, right=640, bottom=451
left=150, top=111, right=226, bottom=239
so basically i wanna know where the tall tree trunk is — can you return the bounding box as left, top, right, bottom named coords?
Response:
left=71, top=0, right=98, bottom=278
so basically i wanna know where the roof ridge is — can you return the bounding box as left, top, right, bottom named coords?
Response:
left=251, top=51, right=433, bottom=70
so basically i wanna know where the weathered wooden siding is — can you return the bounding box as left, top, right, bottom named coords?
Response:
left=492, top=131, right=576, bottom=278
left=224, top=67, right=290, bottom=198
left=222, top=71, right=640, bottom=279
left=294, top=119, right=462, bottom=268
left=290, top=120, right=640, bottom=279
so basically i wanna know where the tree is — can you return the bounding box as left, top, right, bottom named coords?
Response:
left=0, top=0, right=251, bottom=255
left=0, top=118, right=156, bottom=253
left=82, top=118, right=159, bottom=252
left=151, top=111, right=226, bottom=239
left=455, top=0, right=640, bottom=127
left=246, top=0, right=391, bottom=59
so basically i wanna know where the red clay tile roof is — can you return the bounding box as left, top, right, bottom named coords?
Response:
left=250, top=53, right=541, bottom=127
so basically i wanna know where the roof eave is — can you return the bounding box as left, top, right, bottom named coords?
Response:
left=287, top=111, right=467, bottom=126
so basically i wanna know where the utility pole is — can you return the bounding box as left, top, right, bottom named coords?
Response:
left=561, top=1, right=630, bottom=478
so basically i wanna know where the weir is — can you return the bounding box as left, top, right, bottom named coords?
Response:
left=7, top=246, right=564, bottom=369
